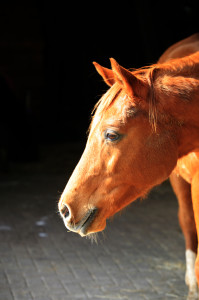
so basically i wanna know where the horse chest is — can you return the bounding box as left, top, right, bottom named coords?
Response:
left=174, top=152, right=199, bottom=183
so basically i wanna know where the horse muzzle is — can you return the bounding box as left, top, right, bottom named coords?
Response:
left=60, top=204, right=98, bottom=236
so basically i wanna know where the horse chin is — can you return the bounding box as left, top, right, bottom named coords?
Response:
left=80, top=218, right=106, bottom=237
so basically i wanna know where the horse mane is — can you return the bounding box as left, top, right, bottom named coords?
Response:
left=133, top=52, right=199, bottom=131
left=147, top=67, right=158, bottom=132
left=128, top=65, right=159, bottom=131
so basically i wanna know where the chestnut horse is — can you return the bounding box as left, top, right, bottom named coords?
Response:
left=59, top=33, right=199, bottom=297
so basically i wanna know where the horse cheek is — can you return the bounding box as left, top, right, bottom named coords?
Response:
left=148, top=138, right=178, bottom=185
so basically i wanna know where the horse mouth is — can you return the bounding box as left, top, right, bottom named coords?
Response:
left=78, top=208, right=98, bottom=236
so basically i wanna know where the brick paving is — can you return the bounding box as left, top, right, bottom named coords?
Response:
left=0, top=143, right=191, bottom=299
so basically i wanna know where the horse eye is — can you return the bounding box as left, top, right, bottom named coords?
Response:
left=104, top=130, right=120, bottom=142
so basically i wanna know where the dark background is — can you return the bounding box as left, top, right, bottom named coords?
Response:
left=0, top=0, right=198, bottom=169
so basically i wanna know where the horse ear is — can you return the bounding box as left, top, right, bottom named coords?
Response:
left=93, top=62, right=115, bottom=87
left=110, top=58, right=147, bottom=98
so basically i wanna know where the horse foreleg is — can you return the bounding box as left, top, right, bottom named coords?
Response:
left=191, top=172, right=199, bottom=290
left=170, top=172, right=198, bottom=295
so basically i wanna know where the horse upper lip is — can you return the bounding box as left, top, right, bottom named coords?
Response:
left=78, top=208, right=98, bottom=235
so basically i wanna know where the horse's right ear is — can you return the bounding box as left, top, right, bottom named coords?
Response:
left=93, top=62, right=115, bottom=87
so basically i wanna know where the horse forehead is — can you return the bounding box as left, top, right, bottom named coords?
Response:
left=104, top=93, right=132, bottom=117
left=90, top=88, right=134, bottom=135
left=115, top=94, right=131, bottom=108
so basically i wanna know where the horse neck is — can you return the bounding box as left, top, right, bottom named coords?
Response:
left=159, top=51, right=199, bottom=76
left=154, top=52, right=199, bottom=157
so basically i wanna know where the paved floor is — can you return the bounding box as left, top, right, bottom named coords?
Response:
left=0, top=143, right=191, bottom=299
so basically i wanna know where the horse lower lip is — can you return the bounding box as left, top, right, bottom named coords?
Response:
left=80, top=208, right=97, bottom=235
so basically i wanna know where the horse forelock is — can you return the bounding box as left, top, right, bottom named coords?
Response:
left=88, top=84, right=122, bottom=134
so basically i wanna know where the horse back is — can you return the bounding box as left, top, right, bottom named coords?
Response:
left=158, top=33, right=199, bottom=64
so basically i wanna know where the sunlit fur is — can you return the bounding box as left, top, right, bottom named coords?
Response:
left=59, top=33, right=199, bottom=293
left=89, top=84, right=122, bottom=134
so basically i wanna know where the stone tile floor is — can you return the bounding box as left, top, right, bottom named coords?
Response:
left=0, top=143, right=191, bottom=299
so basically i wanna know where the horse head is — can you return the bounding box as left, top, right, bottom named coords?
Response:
left=58, top=58, right=178, bottom=237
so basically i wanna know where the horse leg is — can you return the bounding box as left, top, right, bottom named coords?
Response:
left=170, top=172, right=198, bottom=295
left=191, top=172, right=199, bottom=288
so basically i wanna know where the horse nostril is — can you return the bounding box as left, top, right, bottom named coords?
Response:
left=61, top=205, right=70, bottom=218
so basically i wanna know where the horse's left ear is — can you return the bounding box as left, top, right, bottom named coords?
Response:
left=93, top=62, right=115, bottom=87
left=110, top=58, right=147, bottom=98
